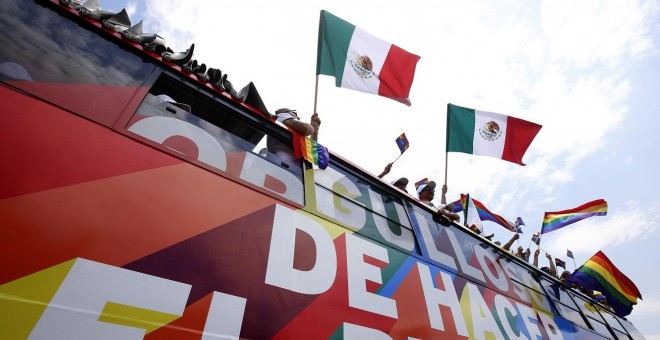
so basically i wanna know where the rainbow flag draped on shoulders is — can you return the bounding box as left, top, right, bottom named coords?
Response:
left=541, top=199, right=607, bottom=234
left=293, top=134, right=329, bottom=170
left=567, top=251, right=642, bottom=317
left=451, top=194, right=516, bottom=232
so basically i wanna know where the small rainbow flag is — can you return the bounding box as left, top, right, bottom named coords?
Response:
left=294, top=134, right=329, bottom=169
left=457, top=194, right=516, bottom=232
left=555, top=258, right=566, bottom=269
left=395, top=133, right=410, bottom=154
left=567, top=251, right=642, bottom=317
left=541, top=199, right=607, bottom=234
left=414, top=178, right=429, bottom=191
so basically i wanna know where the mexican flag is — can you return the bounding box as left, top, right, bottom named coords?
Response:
left=316, top=10, right=421, bottom=106
left=446, top=103, right=542, bottom=165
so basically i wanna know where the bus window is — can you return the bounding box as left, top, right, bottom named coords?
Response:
left=539, top=278, right=589, bottom=329
left=571, top=293, right=615, bottom=338
left=308, top=163, right=417, bottom=254
left=0, top=0, right=154, bottom=126
left=598, top=310, right=630, bottom=340
left=618, top=318, right=644, bottom=340
left=126, top=76, right=304, bottom=205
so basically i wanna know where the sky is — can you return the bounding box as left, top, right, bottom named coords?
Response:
left=103, top=0, right=660, bottom=337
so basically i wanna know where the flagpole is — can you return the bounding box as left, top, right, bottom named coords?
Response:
left=444, top=151, right=449, bottom=188
left=444, top=104, right=450, bottom=187
left=313, top=75, right=319, bottom=114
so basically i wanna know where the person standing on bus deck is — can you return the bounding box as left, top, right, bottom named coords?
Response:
left=275, top=108, right=321, bottom=139
left=416, top=180, right=459, bottom=221
left=266, top=108, right=321, bottom=162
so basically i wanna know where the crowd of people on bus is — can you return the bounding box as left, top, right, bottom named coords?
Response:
left=374, top=160, right=615, bottom=311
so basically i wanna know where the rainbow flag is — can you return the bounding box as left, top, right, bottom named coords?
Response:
left=294, top=135, right=329, bottom=169
left=541, top=199, right=607, bottom=234
left=456, top=194, right=515, bottom=232
left=414, top=178, right=429, bottom=191
left=395, top=133, right=410, bottom=154
left=567, top=251, right=642, bottom=317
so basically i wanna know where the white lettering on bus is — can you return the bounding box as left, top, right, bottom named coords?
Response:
left=129, top=116, right=227, bottom=171
left=342, top=322, right=392, bottom=339
left=417, top=263, right=468, bottom=335
left=239, top=152, right=303, bottom=203
left=265, top=205, right=337, bottom=295
left=445, top=229, right=486, bottom=284
left=473, top=246, right=510, bottom=292
left=462, top=282, right=506, bottom=339
left=30, top=258, right=191, bottom=339
left=346, top=233, right=398, bottom=319
left=538, top=311, right=564, bottom=340
left=25, top=204, right=568, bottom=338
left=202, top=292, right=246, bottom=340
left=501, top=261, right=532, bottom=303
left=517, top=302, right=544, bottom=340
left=493, top=295, right=527, bottom=340
left=129, top=116, right=303, bottom=203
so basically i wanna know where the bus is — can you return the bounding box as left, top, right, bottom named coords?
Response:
left=0, top=0, right=645, bottom=339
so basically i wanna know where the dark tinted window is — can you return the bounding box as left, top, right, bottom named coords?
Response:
left=0, top=0, right=154, bottom=125
left=127, top=75, right=305, bottom=205
left=308, top=161, right=416, bottom=254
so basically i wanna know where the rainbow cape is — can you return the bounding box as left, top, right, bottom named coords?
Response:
left=451, top=194, right=515, bottom=232
left=567, top=251, right=642, bottom=317
left=541, top=199, right=607, bottom=234
left=294, top=134, right=329, bottom=170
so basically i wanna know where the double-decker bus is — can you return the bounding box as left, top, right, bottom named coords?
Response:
left=0, top=1, right=645, bottom=339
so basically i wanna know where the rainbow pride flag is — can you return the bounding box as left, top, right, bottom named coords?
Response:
left=294, top=135, right=329, bottom=169
left=567, top=251, right=642, bottom=317
left=541, top=199, right=607, bottom=234
left=455, top=194, right=515, bottom=232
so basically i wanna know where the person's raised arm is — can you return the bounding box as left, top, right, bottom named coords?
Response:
left=281, top=118, right=313, bottom=136
left=276, top=109, right=315, bottom=136
left=533, top=249, right=540, bottom=267
left=546, top=253, right=557, bottom=277
left=378, top=163, right=393, bottom=178
left=502, top=233, right=520, bottom=251
left=310, top=113, right=321, bottom=141
left=441, top=184, right=448, bottom=205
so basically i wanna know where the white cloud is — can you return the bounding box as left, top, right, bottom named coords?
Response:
left=628, top=288, right=660, bottom=338
left=540, top=0, right=657, bottom=69
left=125, top=1, right=137, bottom=18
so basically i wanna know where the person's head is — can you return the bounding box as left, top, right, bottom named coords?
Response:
left=417, top=180, right=436, bottom=201
left=517, top=246, right=524, bottom=254
left=560, top=270, right=571, bottom=282
left=391, top=177, right=409, bottom=193
left=540, top=267, right=552, bottom=275
left=275, top=108, right=299, bottom=118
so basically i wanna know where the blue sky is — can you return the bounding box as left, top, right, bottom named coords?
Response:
left=102, top=0, right=660, bottom=336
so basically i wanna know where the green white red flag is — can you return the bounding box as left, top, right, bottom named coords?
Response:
left=446, top=103, right=542, bottom=165
left=316, top=10, right=421, bottom=106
